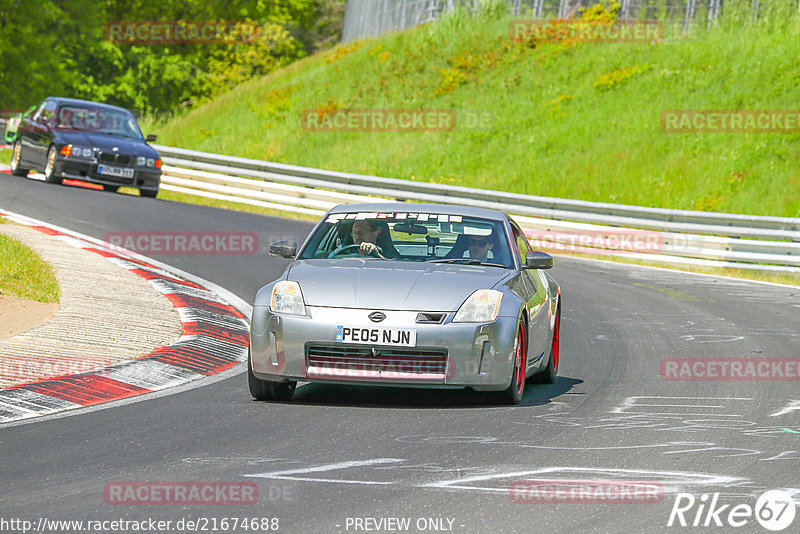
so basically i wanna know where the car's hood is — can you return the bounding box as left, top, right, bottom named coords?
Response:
left=288, top=259, right=511, bottom=311
left=56, top=131, right=157, bottom=156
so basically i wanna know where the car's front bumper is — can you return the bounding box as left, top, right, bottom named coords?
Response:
left=250, top=305, right=518, bottom=391
left=54, top=157, right=161, bottom=190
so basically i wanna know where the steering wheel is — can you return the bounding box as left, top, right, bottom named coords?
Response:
left=328, top=244, right=383, bottom=259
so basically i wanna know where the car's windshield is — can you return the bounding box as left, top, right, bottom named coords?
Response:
left=54, top=105, right=143, bottom=140
left=299, top=211, right=513, bottom=268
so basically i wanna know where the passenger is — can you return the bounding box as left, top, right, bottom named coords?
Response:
left=351, top=220, right=398, bottom=259
left=466, top=233, right=495, bottom=262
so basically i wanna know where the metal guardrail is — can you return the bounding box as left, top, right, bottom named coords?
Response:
left=153, top=144, right=800, bottom=274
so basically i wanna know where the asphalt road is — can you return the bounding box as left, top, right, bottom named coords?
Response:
left=1, top=176, right=798, bottom=533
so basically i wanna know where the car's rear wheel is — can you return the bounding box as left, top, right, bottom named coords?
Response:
left=10, top=141, right=29, bottom=177
left=532, top=307, right=559, bottom=384
left=103, top=185, right=119, bottom=193
left=499, top=318, right=527, bottom=405
left=43, top=146, right=62, bottom=184
left=140, top=188, right=158, bottom=198
left=248, top=351, right=296, bottom=401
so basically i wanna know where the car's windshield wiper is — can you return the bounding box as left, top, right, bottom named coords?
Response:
left=428, top=258, right=506, bottom=268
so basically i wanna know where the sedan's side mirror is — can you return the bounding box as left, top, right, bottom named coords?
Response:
left=146, top=134, right=157, bottom=142
left=269, top=240, right=297, bottom=258
left=524, top=251, right=553, bottom=270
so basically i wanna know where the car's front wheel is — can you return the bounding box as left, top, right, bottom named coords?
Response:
left=9, top=141, right=29, bottom=177
left=43, top=146, right=62, bottom=184
left=499, top=318, right=527, bottom=405
left=140, top=188, right=158, bottom=198
left=248, top=351, right=296, bottom=401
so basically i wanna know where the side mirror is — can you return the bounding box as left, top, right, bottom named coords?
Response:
left=269, top=240, right=297, bottom=258
left=524, top=251, right=553, bottom=270
left=146, top=134, right=157, bottom=142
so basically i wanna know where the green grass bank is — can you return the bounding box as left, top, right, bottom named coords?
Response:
left=142, top=3, right=800, bottom=217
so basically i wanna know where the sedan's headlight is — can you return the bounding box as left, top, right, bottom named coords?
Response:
left=60, top=145, right=93, bottom=158
left=270, top=281, right=306, bottom=315
left=137, top=156, right=159, bottom=168
left=453, top=289, right=503, bottom=323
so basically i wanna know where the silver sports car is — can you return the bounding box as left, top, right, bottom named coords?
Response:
left=249, top=203, right=561, bottom=404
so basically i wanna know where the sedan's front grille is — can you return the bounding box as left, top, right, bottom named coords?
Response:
left=306, top=344, right=447, bottom=380
left=98, top=152, right=132, bottom=166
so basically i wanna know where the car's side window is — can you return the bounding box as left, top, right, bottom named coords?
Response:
left=31, top=101, right=48, bottom=123
left=511, top=224, right=530, bottom=266
left=39, top=101, right=57, bottom=125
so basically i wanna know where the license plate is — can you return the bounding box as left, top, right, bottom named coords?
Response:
left=98, top=165, right=134, bottom=179
left=336, top=326, right=417, bottom=347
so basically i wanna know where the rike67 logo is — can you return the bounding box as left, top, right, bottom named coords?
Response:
left=668, top=490, right=796, bottom=531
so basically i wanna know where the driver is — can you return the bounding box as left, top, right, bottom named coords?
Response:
left=351, top=220, right=397, bottom=259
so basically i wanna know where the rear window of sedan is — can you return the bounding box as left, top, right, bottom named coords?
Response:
left=299, top=212, right=513, bottom=268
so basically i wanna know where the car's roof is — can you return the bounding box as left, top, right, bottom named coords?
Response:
left=45, top=97, right=133, bottom=115
left=328, top=202, right=509, bottom=221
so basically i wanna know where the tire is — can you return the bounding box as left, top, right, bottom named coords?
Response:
left=498, top=318, right=527, bottom=405
left=531, top=308, right=560, bottom=384
left=103, top=185, right=119, bottom=193
left=43, top=146, right=62, bottom=184
left=248, top=351, right=296, bottom=401
left=9, top=141, right=29, bottom=177
left=140, top=188, right=158, bottom=198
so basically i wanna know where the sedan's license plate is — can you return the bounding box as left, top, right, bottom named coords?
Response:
left=336, top=326, right=417, bottom=347
left=98, top=165, right=134, bottom=179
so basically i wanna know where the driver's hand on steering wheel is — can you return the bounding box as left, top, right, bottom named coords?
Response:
left=359, top=242, right=382, bottom=257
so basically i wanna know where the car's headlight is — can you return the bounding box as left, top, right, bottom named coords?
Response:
left=137, top=156, right=159, bottom=168
left=453, top=289, right=503, bottom=323
left=60, top=145, right=93, bottom=158
left=270, top=281, right=306, bottom=315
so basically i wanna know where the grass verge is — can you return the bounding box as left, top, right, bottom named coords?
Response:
left=0, top=224, right=61, bottom=303
left=141, top=4, right=800, bottom=217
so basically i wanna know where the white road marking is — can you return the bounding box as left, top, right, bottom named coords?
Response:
left=771, top=400, right=800, bottom=417
left=421, top=466, right=748, bottom=496
left=611, top=396, right=752, bottom=417
left=245, top=458, right=405, bottom=485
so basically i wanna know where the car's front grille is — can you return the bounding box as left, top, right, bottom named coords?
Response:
left=98, top=152, right=132, bottom=166
left=306, top=344, right=447, bottom=379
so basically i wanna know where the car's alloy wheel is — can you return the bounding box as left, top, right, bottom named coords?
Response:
left=500, top=318, right=527, bottom=405
left=44, top=146, right=61, bottom=184
left=248, top=350, right=296, bottom=402
left=532, top=307, right=559, bottom=384
left=10, top=142, right=29, bottom=177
